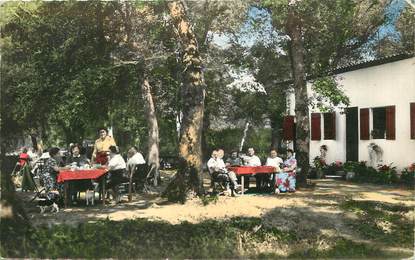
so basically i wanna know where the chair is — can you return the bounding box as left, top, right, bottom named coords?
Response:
left=207, top=169, right=230, bottom=194
left=115, top=164, right=148, bottom=202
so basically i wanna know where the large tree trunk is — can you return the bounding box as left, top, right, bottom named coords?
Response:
left=141, top=78, right=160, bottom=186
left=164, top=1, right=206, bottom=202
left=286, top=4, right=309, bottom=187
left=0, top=143, right=29, bottom=230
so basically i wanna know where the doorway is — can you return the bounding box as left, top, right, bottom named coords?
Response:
left=346, top=107, right=359, bottom=162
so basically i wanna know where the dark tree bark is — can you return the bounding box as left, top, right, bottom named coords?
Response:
left=286, top=4, right=309, bottom=187
left=164, top=0, right=206, bottom=202
left=141, top=78, right=160, bottom=186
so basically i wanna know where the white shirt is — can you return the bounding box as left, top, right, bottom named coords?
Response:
left=127, top=152, right=146, bottom=172
left=266, top=156, right=283, bottom=171
left=108, top=154, right=126, bottom=171
left=207, top=157, right=227, bottom=173
left=243, top=155, right=261, bottom=166
left=127, top=152, right=146, bottom=165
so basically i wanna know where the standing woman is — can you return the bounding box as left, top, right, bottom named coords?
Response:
left=40, top=147, right=61, bottom=192
left=91, top=128, right=116, bottom=165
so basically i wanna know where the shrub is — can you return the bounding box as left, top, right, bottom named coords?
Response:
left=400, top=163, right=415, bottom=187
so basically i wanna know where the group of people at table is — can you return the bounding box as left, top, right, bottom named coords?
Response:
left=18, top=128, right=146, bottom=203
left=207, top=147, right=297, bottom=196
left=18, top=127, right=297, bottom=204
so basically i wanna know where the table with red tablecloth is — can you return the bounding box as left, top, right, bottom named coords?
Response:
left=58, top=168, right=108, bottom=207
left=227, top=166, right=276, bottom=194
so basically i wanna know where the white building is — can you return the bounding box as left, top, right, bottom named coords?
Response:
left=286, top=54, right=415, bottom=171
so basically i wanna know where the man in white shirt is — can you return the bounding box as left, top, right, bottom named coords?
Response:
left=207, top=149, right=238, bottom=196
left=241, top=147, right=262, bottom=190
left=126, top=146, right=146, bottom=174
left=107, top=146, right=127, bottom=202
left=265, top=149, right=283, bottom=187
left=242, top=148, right=261, bottom=166
left=265, top=149, right=283, bottom=171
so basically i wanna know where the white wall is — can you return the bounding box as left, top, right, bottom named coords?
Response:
left=307, top=57, right=415, bottom=170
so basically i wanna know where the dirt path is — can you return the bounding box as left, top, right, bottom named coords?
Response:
left=18, top=176, right=414, bottom=257
left=22, top=177, right=414, bottom=226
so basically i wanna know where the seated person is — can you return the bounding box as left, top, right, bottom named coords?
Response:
left=240, top=147, right=262, bottom=189
left=265, top=149, right=283, bottom=185
left=91, top=128, right=116, bottom=165
left=65, top=144, right=91, bottom=202
left=274, top=149, right=297, bottom=193
left=18, top=147, right=30, bottom=170
left=225, top=150, right=242, bottom=166
left=207, top=149, right=238, bottom=196
left=126, top=146, right=146, bottom=190
left=65, top=143, right=90, bottom=167
left=107, top=145, right=127, bottom=202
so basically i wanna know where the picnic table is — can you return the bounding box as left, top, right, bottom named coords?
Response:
left=57, top=168, right=108, bottom=207
left=227, top=166, right=276, bottom=194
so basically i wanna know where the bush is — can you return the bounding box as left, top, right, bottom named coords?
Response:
left=400, top=163, right=415, bottom=187
left=345, top=162, right=402, bottom=185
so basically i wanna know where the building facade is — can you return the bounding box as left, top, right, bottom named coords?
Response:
left=287, top=55, right=415, bottom=171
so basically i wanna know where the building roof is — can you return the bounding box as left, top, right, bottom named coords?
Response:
left=332, top=52, right=414, bottom=75
left=273, top=52, right=414, bottom=86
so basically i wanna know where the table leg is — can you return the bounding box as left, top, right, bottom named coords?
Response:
left=102, top=175, right=106, bottom=206
left=64, top=182, right=68, bottom=208
left=241, top=176, right=244, bottom=195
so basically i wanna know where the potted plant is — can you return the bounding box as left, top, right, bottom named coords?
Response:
left=400, top=163, right=415, bottom=187
left=343, top=161, right=359, bottom=180
left=313, top=156, right=326, bottom=179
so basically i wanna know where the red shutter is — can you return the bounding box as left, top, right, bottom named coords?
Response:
left=283, top=116, right=295, bottom=140
left=311, top=113, right=321, bottom=140
left=360, top=108, right=370, bottom=140
left=411, top=103, right=415, bottom=139
left=385, top=106, right=395, bottom=140
left=324, top=112, right=336, bottom=140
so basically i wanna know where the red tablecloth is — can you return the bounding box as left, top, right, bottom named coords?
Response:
left=227, top=166, right=276, bottom=176
left=57, top=168, right=107, bottom=183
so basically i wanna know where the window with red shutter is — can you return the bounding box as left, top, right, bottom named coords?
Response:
left=372, top=107, right=386, bottom=139
left=360, top=108, right=370, bottom=140
left=411, top=103, right=415, bottom=139
left=324, top=112, right=336, bottom=140
left=283, top=116, right=295, bottom=140
left=311, top=113, right=321, bottom=140
left=385, top=106, right=395, bottom=140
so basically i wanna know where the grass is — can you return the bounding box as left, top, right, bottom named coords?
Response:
left=1, top=217, right=296, bottom=258
left=2, top=199, right=413, bottom=258
left=340, top=200, right=414, bottom=247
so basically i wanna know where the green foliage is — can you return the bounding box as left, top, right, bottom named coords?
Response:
left=311, top=76, right=350, bottom=112
left=340, top=200, right=414, bottom=247
left=400, top=163, right=415, bottom=187
left=206, top=128, right=272, bottom=159
left=0, top=217, right=294, bottom=258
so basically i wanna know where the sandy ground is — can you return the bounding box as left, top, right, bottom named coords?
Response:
left=20, top=171, right=414, bottom=227
left=14, top=172, right=414, bottom=257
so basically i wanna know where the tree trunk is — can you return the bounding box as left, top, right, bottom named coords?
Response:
left=270, top=117, right=282, bottom=151
left=164, top=1, right=206, bottom=202
left=286, top=4, right=309, bottom=187
left=0, top=142, right=29, bottom=230
left=141, top=78, right=160, bottom=186
left=201, top=108, right=210, bottom=161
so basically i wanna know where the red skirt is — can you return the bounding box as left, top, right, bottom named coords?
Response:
left=95, top=151, right=108, bottom=165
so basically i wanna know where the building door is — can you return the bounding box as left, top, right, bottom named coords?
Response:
left=346, top=107, right=359, bottom=161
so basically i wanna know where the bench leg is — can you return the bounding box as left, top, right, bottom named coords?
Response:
left=241, top=177, right=244, bottom=195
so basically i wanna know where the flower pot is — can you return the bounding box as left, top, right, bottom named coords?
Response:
left=346, top=171, right=355, bottom=181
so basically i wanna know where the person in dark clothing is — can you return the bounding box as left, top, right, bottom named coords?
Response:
left=65, top=144, right=90, bottom=167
